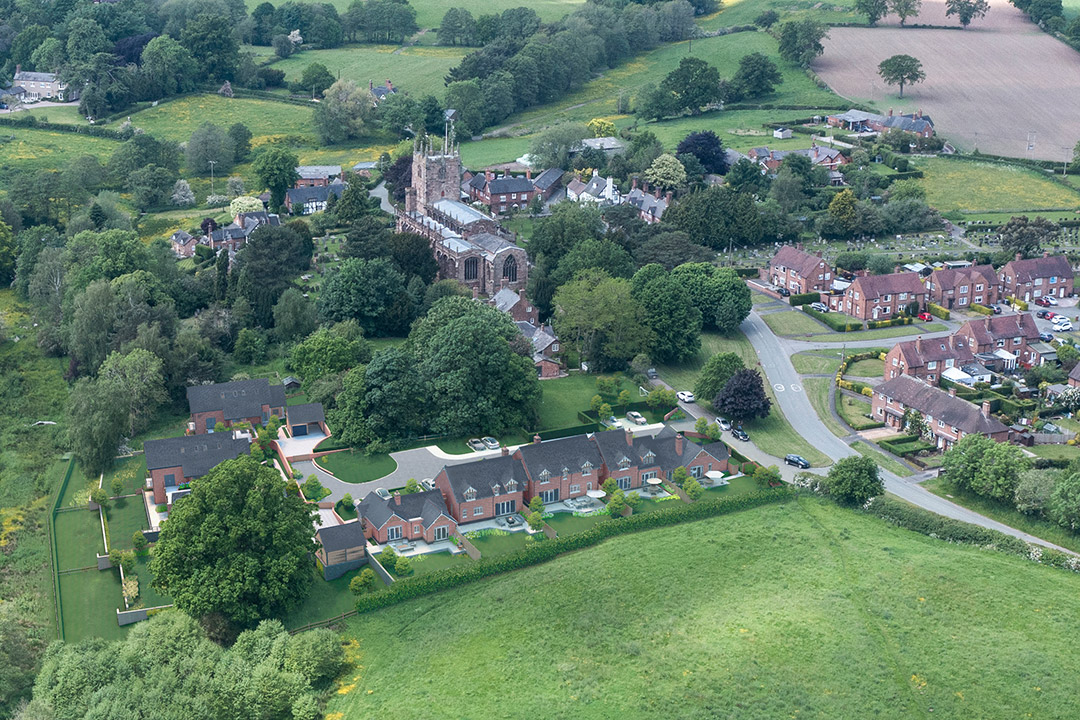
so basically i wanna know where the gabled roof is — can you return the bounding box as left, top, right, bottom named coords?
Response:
left=1070, top=363, right=1080, bottom=384
left=144, top=434, right=250, bottom=478
left=316, top=520, right=366, bottom=554
left=927, top=264, right=997, bottom=293
left=170, top=230, right=194, bottom=246
left=874, top=376, right=1009, bottom=436
left=488, top=176, right=534, bottom=194
left=295, top=165, right=342, bottom=179
left=13, top=70, right=58, bottom=82
left=850, top=272, right=924, bottom=299
left=591, top=426, right=727, bottom=474
left=286, top=184, right=345, bottom=205
left=1002, top=254, right=1072, bottom=284
left=467, top=232, right=517, bottom=257
left=358, top=489, right=451, bottom=530
left=186, top=379, right=287, bottom=420
left=770, top=245, right=827, bottom=278
left=286, top=402, right=325, bottom=425
left=532, top=168, right=564, bottom=190
left=517, top=435, right=603, bottom=482
left=958, top=314, right=1040, bottom=347
left=516, top=321, right=557, bottom=359
left=582, top=173, right=609, bottom=197
left=625, top=189, right=668, bottom=220
left=894, top=335, right=975, bottom=371
left=493, top=287, right=523, bottom=313
left=566, top=178, right=587, bottom=195
left=432, top=199, right=490, bottom=226
left=440, top=454, right=527, bottom=504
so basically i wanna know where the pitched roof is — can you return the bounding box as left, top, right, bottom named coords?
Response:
left=1002, top=254, right=1072, bottom=284
left=352, top=161, right=377, bottom=171
left=532, top=168, right=564, bottom=190
left=13, top=70, right=58, bottom=82
left=144, top=434, right=250, bottom=478
left=493, top=287, right=523, bottom=313
left=850, top=272, right=924, bottom=299
left=927, top=264, right=997, bottom=293
left=517, top=435, right=603, bottom=481
left=625, top=189, right=668, bottom=220
left=566, top=178, right=587, bottom=196
left=958, top=314, right=1040, bottom=347
left=286, top=184, right=345, bottom=205
left=592, top=426, right=729, bottom=474
left=582, top=173, right=609, bottom=197
left=894, top=335, right=975, bottom=371
left=770, top=245, right=827, bottom=278
left=316, top=520, right=366, bottom=554
left=874, top=376, right=1009, bottom=436
left=358, top=489, right=451, bottom=530
left=295, top=165, right=342, bottom=179
left=432, top=199, right=490, bottom=226
left=186, top=379, right=287, bottom=420
left=579, top=136, right=625, bottom=153
left=1070, top=363, right=1080, bottom=384
left=467, top=232, right=517, bottom=257
left=286, top=402, right=325, bottom=425
left=440, top=454, right=527, bottom=504
left=488, top=176, right=534, bottom=194
left=516, top=321, right=557, bottom=358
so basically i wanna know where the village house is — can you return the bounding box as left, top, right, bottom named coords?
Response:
left=517, top=321, right=562, bottom=378
left=314, top=521, right=367, bottom=579
left=884, top=334, right=975, bottom=385
left=357, top=488, right=457, bottom=545
left=590, top=427, right=731, bottom=492
left=516, top=433, right=605, bottom=504
left=871, top=375, right=1010, bottom=450
left=531, top=168, right=564, bottom=201
left=433, top=452, right=527, bottom=524
left=171, top=210, right=282, bottom=259
left=491, top=287, right=538, bottom=324
left=294, top=165, right=342, bottom=187
left=625, top=186, right=671, bottom=225
left=0, top=85, right=26, bottom=108
left=144, top=432, right=251, bottom=505
left=566, top=170, right=621, bottom=205
left=925, top=264, right=999, bottom=309
left=748, top=143, right=849, bottom=173
left=827, top=108, right=935, bottom=138
left=955, top=314, right=1043, bottom=369
left=828, top=272, right=926, bottom=320
left=11, top=65, right=76, bottom=101
left=1069, top=364, right=1080, bottom=388
left=767, top=244, right=833, bottom=294
left=369, top=79, right=396, bottom=104
left=186, top=378, right=286, bottom=434
left=285, top=180, right=345, bottom=215
left=998, top=252, right=1073, bottom=302
left=466, top=170, right=537, bottom=213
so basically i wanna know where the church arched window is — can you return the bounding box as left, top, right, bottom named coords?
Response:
left=465, top=257, right=478, bottom=281
left=502, top=255, right=517, bottom=283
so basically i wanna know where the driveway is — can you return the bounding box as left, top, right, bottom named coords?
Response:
left=276, top=430, right=327, bottom=459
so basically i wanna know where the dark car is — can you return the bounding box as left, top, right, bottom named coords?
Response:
left=1037, top=309, right=1049, bottom=319
left=992, top=304, right=1002, bottom=314
left=646, top=368, right=658, bottom=379
left=785, top=454, right=810, bottom=469
left=1039, top=332, right=1054, bottom=343
left=777, top=287, right=791, bottom=297
left=731, top=427, right=749, bottom=442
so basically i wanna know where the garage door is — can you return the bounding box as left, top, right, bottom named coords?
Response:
left=292, top=424, right=308, bottom=436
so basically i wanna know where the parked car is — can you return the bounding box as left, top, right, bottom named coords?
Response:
left=777, top=287, right=791, bottom=297
left=375, top=487, right=391, bottom=501
left=646, top=368, right=658, bottom=379
left=481, top=436, right=500, bottom=450
left=718, top=417, right=732, bottom=431
left=917, top=312, right=933, bottom=321
left=627, top=411, right=647, bottom=425
left=785, top=454, right=810, bottom=469
left=1037, top=309, right=1050, bottom=319
left=420, top=478, right=436, bottom=492
left=810, top=302, right=829, bottom=313
left=467, top=438, right=486, bottom=452
left=1039, top=332, right=1054, bottom=343
left=1054, top=320, right=1074, bottom=332
left=1045, top=311, right=1058, bottom=320
left=1044, top=295, right=1059, bottom=306
left=1035, top=296, right=1052, bottom=307
left=731, top=427, right=750, bottom=442
left=676, top=391, right=695, bottom=403
left=992, top=305, right=1002, bottom=314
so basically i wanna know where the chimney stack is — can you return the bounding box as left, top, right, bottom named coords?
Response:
left=369, top=79, right=373, bottom=90
left=981, top=400, right=992, bottom=419
left=654, top=187, right=661, bottom=200
left=525, top=168, right=531, bottom=181
left=518, top=287, right=527, bottom=303
left=642, top=179, right=649, bottom=194
left=949, top=387, right=956, bottom=397
left=894, top=265, right=902, bottom=274
left=888, top=107, right=893, bottom=117
left=675, top=433, right=684, bottom=455
left=625, top=427, right=633, bottom=446
left=1044, top=250, right=1050, bottom=258
left=1016, top=252, right=1023, bottom=261
left=916, top=335, right=922, bottom=353
left=386, top=79, right=393, bottom=90
left=393, top=491, right=401, bottom=505
left=533, top=434, right=541, bottom=444
left=486, top=169, right=494, bottom=182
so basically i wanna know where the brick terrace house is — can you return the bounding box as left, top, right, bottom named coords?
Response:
left=433, top=452, right=527, bottom=524
left=531, top=168, right=564, bottom=201
left=357, top=489, right=457, bottom=544
left=871, top=375, right=1010, bottom=450
left=516, top=433, right=605, bottom=504
left=767, top=244, right=833, bottom=294
left=885, top=334, right=975, bottom=385
left=828, top=272, right=926, bottom=320
left=144, top=433, right=250, bottom=505
left=466, top=171, right=536, bottom=213
left=955, top=314, right=1043, bottom=369
left=925, top=264, right=999, bottom=309
left=314, top=521, right=367, bottom=580
left=999, top=252, right=1074, bottom=302
left=294, top=165, right=342, bottom=187
left=186, top=378, right=286, bottom=434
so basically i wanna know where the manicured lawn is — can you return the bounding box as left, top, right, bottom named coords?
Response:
left=58, top=464, right=99, bottom=509
left=837, top=393, right=879, bottom=431
left=270, top=45, right=466, bottom=99
left=813, top=322, right=947, bottom=343
left=535, top=373, right=635, bottom=430
left=131, top=554, right=171, bottom=610
left=103, top=456, right=147, bottom=497
left=850, top=441, right=913, bottom=478
left=846, top=358, right=884, bottom=377
left=331, top=497, right=1080, bottom=718
left=318, top=450, right=398, bottom=484
left=1028, top=444, right=1080, bottom=461
left=700, top=474, right=758, bottom=498
left=282, top=565, right=387, bottom=630
left=803, top=378, right=847, bottom=438
left=54, top=509, right=104, bottom=571
left=464, top=529, right=545, bottom=558
left=762, top=309, right=828, bottom=336
left=392, top=550, right=473, bottom=578
left=59, top=568, right=127, bottom=642
left=792, top=350, right=844, bottom=376
left=914, top=157, right=1080, bottom=214
left=923, top=477, right=1080, bottom=554
left=545, top=512, right=604, bottom=537
left=104, top=495, right=149, bottom=552
left=631, top=494, right=684, bottom=514
left=751, top=292, right=777, bottom=305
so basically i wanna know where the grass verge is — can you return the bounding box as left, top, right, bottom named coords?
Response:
left=850, top=441, right=913, bottom=478
left=803, top=378, right=847, bottom=438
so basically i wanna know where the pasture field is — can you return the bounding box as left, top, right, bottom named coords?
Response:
left=268, top=45, right=466, bottom=98
left=0, top=127, right=120, bottom=173
left=330, top=497, right=1080, bottom=718
left=914, top=158, right=1080, bottom=214
left=814, top=0, right=1080, bottom=160
left=124, top=95, right=317, bottom=145
left=697, top=0, right=864, bottom=30
left=241, top=0, right=585, bottom=28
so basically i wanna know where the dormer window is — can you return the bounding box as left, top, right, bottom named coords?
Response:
left=561, top=467, right=569, bottom=480
left=506, top=479, right=517, bottom=492
left=539, top=469, right=550, bottom=484
left=618, top=457, right=630, bottom=469
left=581, top=461, right=593, bottom=476
left=464, top=487, right=477, bottom=501
left=492, top=483, right=501, bottom=496
left=643, top=450, right=655, bottom=464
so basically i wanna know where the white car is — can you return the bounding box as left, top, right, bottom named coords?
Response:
left=676, top=391, right=695, bottom=403
left=1053, top=320, right=1073, bottom=332
left=1043, top=295, right=1059, bottom=306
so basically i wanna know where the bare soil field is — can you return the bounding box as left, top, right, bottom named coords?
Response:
left=814, top=0, right=1080, bottom=160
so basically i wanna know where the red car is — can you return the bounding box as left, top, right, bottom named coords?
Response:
left=917, top=312, right=933, bottom=321
left=1035, top=297, right=1052, bottom=307
left=1045, top=311, right=1058, bottom=320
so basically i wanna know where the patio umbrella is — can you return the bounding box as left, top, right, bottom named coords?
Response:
left=705, top=471, right=726, bottom=481
left=586, top=489, right=606, bottom=499
left=647, top=477, right=663, bottom=486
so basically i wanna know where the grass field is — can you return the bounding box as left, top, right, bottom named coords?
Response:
left=838, top=393, right=877, bottom=430
left=697, top=0, right=863, bottom=30
left=851, top=440, right=913, bottom=478
left=329, top=496, right=1080, bottom=718
left=846, top=357, right=884, bottom=377
left=53, top=509, right=104, bottom=571
left=0, top=126, right=120, bottom=173
left=792, top=350, right=845, bottom=375
left=282, top=565, right=387, bottom=630
left=535, top=373, right=636, bottom=430
left=803, top=377, right=847, bottom=438
left=924, top=476, right=1080, bottom=553
left=914, top=158, right=1080, bottom=214
left=124, top=95, right=319, bottom=145
left=103, top=456, right=147, bottom=497
left=762, top=309, right=828, bottom=336
left=270, top=45, right=465, bottom=98
left=392, top=549, right=473, bottom=578
left=464, top=529, right=545, bottom=558
left=317, top=450, right=398, bottom=484
left=104, top=495, right=149, bottom=552
left=242, top=0, right=584, bottom=28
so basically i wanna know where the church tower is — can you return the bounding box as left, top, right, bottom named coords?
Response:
left=411, top=110, right=462, bottom=212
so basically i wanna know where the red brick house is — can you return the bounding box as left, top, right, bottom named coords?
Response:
left=433, top=452, right=527, bottom=524
left=829, top=272, right=926, bottom=320
left=357, top=489, right=457, bottom=544
left=466, top=171, right=537, bottom=214
left=517, top=321, right=562, bottom=378
left=294, top=165, right=342, bottom=187
left=590, top=426, right=731, bottom=492
left=768, top=244, right=833, bottom=294
left=885, top=335, right=976, bottom=385
left=1069, top=364, right=1080, bottom=387
left=872, top=375, right=1010, bottom=450
left=749, top=144, right=849, bottom=173
left=955, top=314, right=1042, bottom=368
left=186, top=379, right=286, bottom=434
left=925, top=264, right=999, bottom=309
left=516, top=433, right=605, bottom=504
left=492, top=287, right=538, bottom=324
left=144, top=433, right=250, bottom=505
left=531, top=168, right=564, bottom=201
left=999, top=252, right=1073, bottom=302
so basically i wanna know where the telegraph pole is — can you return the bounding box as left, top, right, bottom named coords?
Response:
left=208, top=159, right=217, bottom=196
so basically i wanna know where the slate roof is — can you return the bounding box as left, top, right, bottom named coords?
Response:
left=144, top=434, right=250, bottom=478
left=625, top=189, right=668, bottom=221
left=0, top=86, right=26, bottom=97
left=186, top=379, right=286, bottom=420
left=1070, top=363, right=1080, bottom=384
left=532, top=168, right=564, bottom=191
left=440, top=454, right=527, bottom=503
left=770, top=245, right=827, bottom=278
left=316, top=520, right=366, bottom=554
left=13, top=70, right=59, bottom=82
left=958, top=314, right=1040, bottom=348
left=566, top=178, right=587, bottom=196
left=582, top=173, right=609, bottom=197
left=517, top=434, right=603, bottom=482
left=358, top=489, right=451, bottom=530
left=894, top=335, right=975, bottom=371
left=468, top=232, right=517, bottom=257
left=849, top=272, right=924, bottom=300
left=1002, top=254, right=1072, bottom=284
left=927, top=264, right=997, bottom=294
left=874, top=376, right=1009, bottom=436
left=286, top=183, right=345, bottom=206
left=170, top=229, right=194, bottom=247
left=516, top=321, right=557, bottom=358
left=493, top=287, right=523, bottom=313
left=467, top=174, right=487, bottom=190
left=591, top=426, right=727, bottom=475
left=286, top=402, right=325, bottom=425
left=488, top=176, right=534, bottom=194
left=295, top=165, right=341, bottom=179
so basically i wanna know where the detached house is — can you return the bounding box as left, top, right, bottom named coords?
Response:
left=186, top=378, right=286, bottom=434
left=566, top=171, right=620, bottom=205
left=285, top=180, right=345, bottom=215
left=768, top=244, right=832, bottom=294
left=433, top=452, right=527, bottom=524
left=829, top=272, right=925, bottom=320
left=144, top=433, right=250, bottom=505
left=516, top=433, right=605, bottom=504
left=872, top=375, right=1010, bottom=450
left=827, top=108, right=934, bottom=138
left=625, top=187, right=671, bottom=224
left=884, top=334, right=975, bottom=385
left=491, top=287, right=538, bottom=324
left=925, top=264, right=999, bottom=309
left=12, top=65, right=76, bottom=101
left=466, top=170, right=536, bottom=213
left=294, top=165, right=342, bottom=187
left=517, top=321, right=562, bottom=378
left=999, top=252, right=1073, bottom=302
left=955, top=314, right=1043, bottom=369
left=357, top=489, right=457, bottom=545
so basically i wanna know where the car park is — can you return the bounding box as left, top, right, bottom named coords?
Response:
left=676, top=391, right=695, bottom=403
left=468, top=438, right=486, bottom=452
left=810, top=302, right=829, bottom=313
left=627, top=411, right=647, bottom=425
left=731, top=427, right=749, bottom=441
left=1039, top=332, right=1054, bottom=343
left=375, top=487, right=391, bottom=501
left=718, top=417, right=732, bottom=431
left=481, top=436, right=500, bottom=450
left=917, top=312, right=933, bottom=321
left=785, top=454, right=810, bottom=469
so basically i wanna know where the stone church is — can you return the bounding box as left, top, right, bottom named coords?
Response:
left=398, top=134, right=527, bottom=296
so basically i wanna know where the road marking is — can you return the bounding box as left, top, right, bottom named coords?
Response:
left=790, top=384, right=802, bottom=392
left=774, top=384, right=785, bottom=391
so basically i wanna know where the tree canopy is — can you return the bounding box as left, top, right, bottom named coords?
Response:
left=826, top=455, right=883, bottom=505
left=877, top=54, right=926, bottom=98
left=713, top=368, right=771, bottom=422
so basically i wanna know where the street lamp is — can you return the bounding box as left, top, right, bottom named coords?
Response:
left=208, top=159, right=217, bottom=197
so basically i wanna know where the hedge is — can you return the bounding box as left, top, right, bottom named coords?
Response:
left=927, top=303, right=950, bottom=320
left=739, top=461, right=760, bottom=475
left=789, top=292, right=820, bottom=307
left=866, top=496, right=1029, bottom=556
left=802, top=305, right=862, bottom=332
left=353, top=488, right=796, bottom=612
left=970, top=303, right=994, bottom=316
left=0, top=114, right=127, bottom=140
left=866, top=316, right=914, bottom=329
left=838, top=378, right=874, bottom=397
left=734, top=268, right=760, bottom=278
left=877, top=434, right=921, bottom=453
